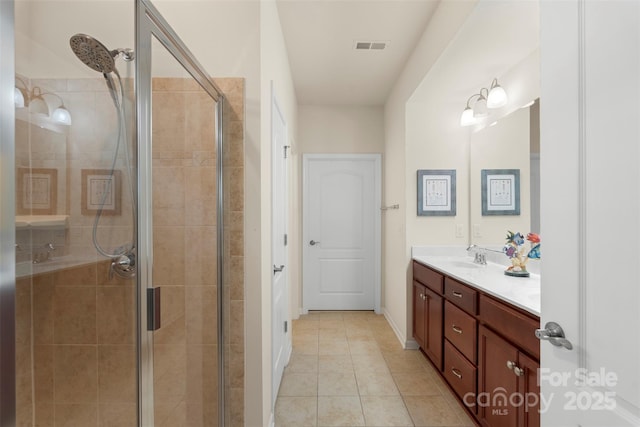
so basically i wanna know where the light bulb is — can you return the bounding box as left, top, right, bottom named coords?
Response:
left=460, top=107, right=475, bottom=127
left=473, top=96, right=488, bottom=118
left=14, top=87, right=25, bottom=108
left=487, top=83, right=508, bottom=108
left=52, top=106, right=72, bottom=125
left=29, top=96, right=49, bottom=116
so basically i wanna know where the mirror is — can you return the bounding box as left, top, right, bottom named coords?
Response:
left=469, top=99, right=540, bottom=246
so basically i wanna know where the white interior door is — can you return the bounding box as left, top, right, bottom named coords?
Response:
left=540, top=1, right=640, bottom=425
left=271, top=88, right=290, bottom=403
left=302, top=154, right=381, bottom=312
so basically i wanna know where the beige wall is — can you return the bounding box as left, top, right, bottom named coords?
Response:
left=382, top=0, right=478, bottom=345
left=298, top=105, right=384, bottom=153
left=258, top=1, right=299, bottom=424
left=383, top=0, right=539, bottom=347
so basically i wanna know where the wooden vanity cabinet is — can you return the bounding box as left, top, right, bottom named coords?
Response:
left=478, top=294, right=540, bottom=427
left=412, top=260, right=541, bottom=427
left=412, top=262, right=444, bottom=371
left=413, top=280, right=443, bottom=370
left=478, top=325, right=540, bottom=427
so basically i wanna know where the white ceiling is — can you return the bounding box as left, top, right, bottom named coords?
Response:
left=277, top=0, right=441, bottom=106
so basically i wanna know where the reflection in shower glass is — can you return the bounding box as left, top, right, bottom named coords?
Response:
left=14, top=2, right=138, bottom=426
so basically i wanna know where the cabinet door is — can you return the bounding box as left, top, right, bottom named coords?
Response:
left=424, top=286, right=443, bottom=371
left=478, top=325, right=518, bottom=427
left=517, top=352, right=540, bottom=427
left=413, top=281, right=426, bottom=348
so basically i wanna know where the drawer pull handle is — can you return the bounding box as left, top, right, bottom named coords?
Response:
left=452, top=325, right=463, bottom=334
left=451, top=368, right=462, bottom=379
left=452, top=291, right=463, bottom=298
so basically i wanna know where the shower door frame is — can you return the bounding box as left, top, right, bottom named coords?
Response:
left=135, top=1, right=226, bottom=426
left=0, top=0, right=17, bottom=425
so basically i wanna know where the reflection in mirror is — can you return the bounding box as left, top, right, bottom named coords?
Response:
left=15, top=102, right=69, bottom=265
left=470, top=99, right=540, bottom=246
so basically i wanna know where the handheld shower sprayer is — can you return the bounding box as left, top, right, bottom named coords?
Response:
left=69, top=33, right=136, bottom=279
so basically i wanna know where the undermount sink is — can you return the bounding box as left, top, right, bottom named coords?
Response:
left=445, top=260, right=484, bottom=269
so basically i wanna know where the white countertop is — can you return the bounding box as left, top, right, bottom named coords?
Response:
left=412, top=247, right=540, bottom=317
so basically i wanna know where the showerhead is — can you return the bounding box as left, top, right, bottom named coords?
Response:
left=70, top=34, right=116, bottom=73
left=70, top=34, right=134, bottom=74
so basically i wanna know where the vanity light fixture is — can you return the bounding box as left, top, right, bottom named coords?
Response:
left=460, top=77, right=508, bottom=127
left=14, top=77, right=72, bottom=126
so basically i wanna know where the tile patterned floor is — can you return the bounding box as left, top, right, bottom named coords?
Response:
left=275, top=311, right=476, bottom=427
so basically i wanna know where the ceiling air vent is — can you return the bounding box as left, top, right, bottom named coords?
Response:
left=354, top=41, right=387, bottom=51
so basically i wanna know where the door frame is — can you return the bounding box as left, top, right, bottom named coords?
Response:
left=301, top=153, right=382, bottom=314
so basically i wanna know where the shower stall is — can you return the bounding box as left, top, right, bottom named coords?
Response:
left=0, top=0, right=244, bottom=426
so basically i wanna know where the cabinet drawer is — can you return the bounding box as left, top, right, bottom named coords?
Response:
left=444, top=277, right=477, bottom=314
left=444, top=301, right=477, bottom=364
left=479, top=294, right=540, bottom=360
left=413, top=261, right=444, bottom=294
left=443, top=340, right=477, bottom=412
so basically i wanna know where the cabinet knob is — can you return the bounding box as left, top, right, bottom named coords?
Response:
left=506, top=360, right=516, bottom=371
left=513, top=366, right=525, bottom=377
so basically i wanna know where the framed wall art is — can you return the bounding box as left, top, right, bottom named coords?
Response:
left=481, top=169, right=520, bottom=216
left=16, top=167, right=58, bottom=215
left=417, top=169, right=456, bottom=216
left=81, top=169, right=121, bottom=216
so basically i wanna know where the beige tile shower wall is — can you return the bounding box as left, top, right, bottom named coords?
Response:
left=15, top=262, right=137, bottom=427
left=151, top=77, right=245, bottom=427
left=215, top=78, right=245, bottom=427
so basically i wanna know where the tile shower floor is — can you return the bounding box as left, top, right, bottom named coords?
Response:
left=275, top=311, right=476, bottom=427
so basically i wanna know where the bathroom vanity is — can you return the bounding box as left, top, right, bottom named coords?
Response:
left=412, top=251, right=540, bottom=427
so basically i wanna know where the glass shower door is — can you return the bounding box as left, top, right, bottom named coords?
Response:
left=136, top=1, right=224, bottom=426
left=147, top=37, right=220, bottom=427
left=13, top=2, right=139, bottom=426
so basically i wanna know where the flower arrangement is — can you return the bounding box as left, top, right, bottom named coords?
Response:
left=503, top=231, right=541, bottom=277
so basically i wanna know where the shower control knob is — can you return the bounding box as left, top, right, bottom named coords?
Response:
left=116, top=255, right=132, bottom=267
left=110, top=252, right=136, bottom=279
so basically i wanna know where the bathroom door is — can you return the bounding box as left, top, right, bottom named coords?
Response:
left=302, top=154, right=381, bottom=312
left=271, top=87, right=291, bottom=403
left=540, top=1, right=640, bottom=425
left=137, top=1, right=225, bottom=425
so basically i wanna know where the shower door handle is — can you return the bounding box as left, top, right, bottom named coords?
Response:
left=273, top=264, right=285, bottom=274
left=147, top=287, right=161, bottom=331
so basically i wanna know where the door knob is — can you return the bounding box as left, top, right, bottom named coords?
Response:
left=309, top=240, right=320, bottom=246
left=535, top=321, right=573, bottom=350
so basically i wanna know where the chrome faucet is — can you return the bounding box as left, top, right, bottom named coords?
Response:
left=466, top=244, right=487, bottom=265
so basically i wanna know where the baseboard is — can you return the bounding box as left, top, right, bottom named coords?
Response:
left=382, top=308, right=416, bottom=350
left=405, top=338, right=419, bottom=350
